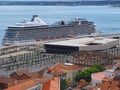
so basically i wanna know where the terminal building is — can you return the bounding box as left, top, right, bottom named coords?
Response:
left=44, top=37, right=119, bottom=53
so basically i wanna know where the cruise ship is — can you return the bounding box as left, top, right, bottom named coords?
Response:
left=3, top=15, right=97, bottom=45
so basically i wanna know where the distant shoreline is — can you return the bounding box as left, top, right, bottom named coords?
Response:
left=111, top=4, right=120, bottom=7
left=0, top=1, right=120, bottom=6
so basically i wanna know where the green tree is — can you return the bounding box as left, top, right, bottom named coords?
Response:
left=60, top=79, right=68, bottom=90
left=74, top=64, right=105, bottom=82
left=93, top=64, right=105, bottom=72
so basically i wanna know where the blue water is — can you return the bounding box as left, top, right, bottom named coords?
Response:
left=0, top=6, right=120, bottom=46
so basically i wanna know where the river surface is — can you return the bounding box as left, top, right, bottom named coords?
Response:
left=0, top=6, right=120, bottom=45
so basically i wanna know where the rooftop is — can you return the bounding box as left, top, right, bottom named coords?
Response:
left=92, top=72, right=105, bottom=81
left=0, top=76, right=15, bottom=84
left=44, top=37, right=119, bottom=51
left=48, top=62, right=84, bottom=71
left=90, top=80, right=120, bottom=90
left=34, top=77, right=51, bottom=84
left=42, top=77, right=60, bottom=90
left=77, top=80, right=90, bottom=88
left=10, top=70, right=41, bottom=80
left=48, top=69, right=66, bottom=75
left=73, top=51, right=116, bottom=60
left=5, top=77, right=52, bottom=90
left=44, top=37, right=118, bottom=47
left=5, top=80, right=36, bottom=90
left=47, top=62, right=84, bottom=76
left=12, top=70, right=30, bottom=76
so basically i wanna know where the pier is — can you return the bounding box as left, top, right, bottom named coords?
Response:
left=94, top=33, right=120, bottom=39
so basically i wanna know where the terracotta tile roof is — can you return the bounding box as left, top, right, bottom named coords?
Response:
left=34, top=77, right=51, bottom=84
left=47, top=62, right=84, bottom=75
left=90, top=80, right=120, bottom=90
left=38, top=69, right=46, bottom=77
left=108, top=81, right=120, bottom=90
left=73, top=88, right=80, bottom=90
left=49, top=62, right=83, bottom=71
left=29, top=72, right=40, bottom=78
left=10, top=70, right=40, bottom=79
left=113, top=75, right=120, bottom=85
left=5, top=76, right=53, bottom=90
left=42, top=77, right=60, bottom=90
left=13, top=77, right=51, bottom=85
left=77, top=80, right=90, bottom=88
left=5, top=80, right=36, bottom=90
left=102, top=78, right=111, bottom=82
left=73, top=51, right=116, bottom=60
left=117, top=62, right=120, bottom=68
left=0, top=76, right=15, bottom=84
left=48, top=69, right=66, bottom=75
left=16, top=70, right=28, bottom=76
left=14, top=79, right=30, bottom=85
left=11, top=70, right=31, bottom=77
left=53, top=70, right=66, bottom=75
left=92, top=72, right=105, bottom=81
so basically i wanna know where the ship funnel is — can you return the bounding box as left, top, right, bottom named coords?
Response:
left=31, top=15, right=39, bottom=21
left=31, top=15, right=47, bottom=25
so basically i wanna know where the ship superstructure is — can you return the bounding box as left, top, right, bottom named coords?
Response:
left=3, top=15, right=96, bottom=45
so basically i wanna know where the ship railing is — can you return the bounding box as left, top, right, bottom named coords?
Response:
left=13, top=39, right=36, bottom=45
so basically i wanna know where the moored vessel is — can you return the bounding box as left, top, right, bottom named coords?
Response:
left=3, top=15, right=97, bottom=45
